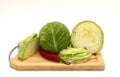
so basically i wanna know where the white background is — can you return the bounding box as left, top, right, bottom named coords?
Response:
left=0, top=0, right=120, bottom=77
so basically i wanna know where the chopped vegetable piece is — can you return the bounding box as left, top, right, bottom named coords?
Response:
left=18, top=33, right=39, bottom=60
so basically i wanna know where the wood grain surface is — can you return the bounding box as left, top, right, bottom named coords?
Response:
left=10, top=52, right=105, bottom=71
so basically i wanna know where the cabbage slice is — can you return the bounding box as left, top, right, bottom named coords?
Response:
left=59, top=48, right=91, bottom=64
left=18, top=33, right=39, bottom=60
left=71, top=21, right=104, bottom=53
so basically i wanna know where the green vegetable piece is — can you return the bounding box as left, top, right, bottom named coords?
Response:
left=71, top=21, right=104, bottom=53
left=18, top=33, right=39, bottom=60
left=59, top=48, right=91, bottom=64
left=39, top=21, right=70, bottom=54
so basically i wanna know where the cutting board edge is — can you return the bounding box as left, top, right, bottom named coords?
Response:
left=10, top=61, right=105, bottom=71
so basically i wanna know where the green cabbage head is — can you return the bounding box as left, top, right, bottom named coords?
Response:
left=39, top=21, right=70, bottom=54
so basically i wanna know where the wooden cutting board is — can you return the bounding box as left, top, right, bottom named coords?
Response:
left=10, top=52, right=105, bottom=71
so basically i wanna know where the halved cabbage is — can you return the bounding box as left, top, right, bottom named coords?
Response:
left=39, top=22, right=70, bottom=54
left=71, top=21, right=104, bottom=53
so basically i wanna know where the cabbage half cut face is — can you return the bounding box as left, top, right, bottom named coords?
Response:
left=71, top=21, right=104, bottom=53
